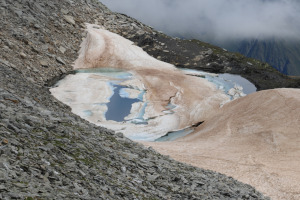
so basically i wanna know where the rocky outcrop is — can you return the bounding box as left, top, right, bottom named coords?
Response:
left=0, top=0, right=271, bottom=199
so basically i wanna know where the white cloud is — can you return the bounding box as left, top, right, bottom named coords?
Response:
left=100, top=0, right=300, bottom=41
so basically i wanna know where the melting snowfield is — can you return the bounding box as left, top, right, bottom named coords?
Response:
left=51, top=24, right=300, bottom=199
left=51, top=67, right=254, bottom=141
left=51, top=23, right=233, bottom=141
left=50, top=24, right=255, bottom=141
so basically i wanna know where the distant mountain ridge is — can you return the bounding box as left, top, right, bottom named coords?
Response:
left=178, top=33, right=300, bottom=76
left=218, top=38, right=300, bottom=76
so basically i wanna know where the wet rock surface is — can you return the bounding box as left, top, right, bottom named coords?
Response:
left=0, top=0, right=276, bottom=199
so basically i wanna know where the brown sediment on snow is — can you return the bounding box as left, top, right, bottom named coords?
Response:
left=142, top=88, right=300, bottom=200
left=70, top=24, right=229, bottom=139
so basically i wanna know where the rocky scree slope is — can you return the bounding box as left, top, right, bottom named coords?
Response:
left=0, top=0, right=271, bottom=199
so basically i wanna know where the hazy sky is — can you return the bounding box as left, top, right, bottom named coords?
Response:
left=100, top=0, right=300, bottom=41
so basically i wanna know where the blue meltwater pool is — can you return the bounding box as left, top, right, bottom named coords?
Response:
left=105, top=84, right=140, bottom=122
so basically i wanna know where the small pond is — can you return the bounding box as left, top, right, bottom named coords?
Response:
left=105, top=84, right=141, bottom=122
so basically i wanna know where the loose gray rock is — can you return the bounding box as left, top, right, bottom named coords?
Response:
left=64, top=15, right=75, bottom=25
left=0, top=0, right=278, bottom=199
left=56, top=57, right=66, bottom=65
left=40, top=59, right=49, bottom=67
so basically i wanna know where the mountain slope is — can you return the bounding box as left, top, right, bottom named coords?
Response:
left=0, top=0, right=269, bottom=199
left=220, top=38, right=300, bottom=76
left=117, top=25, right=300, bottom=90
